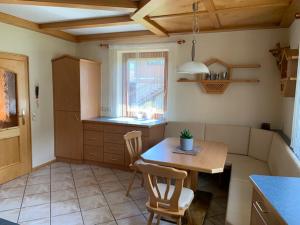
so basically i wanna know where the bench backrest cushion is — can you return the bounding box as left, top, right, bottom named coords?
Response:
left=205, top=124, right=250, bottom=155
left=248, top=128, right=274, bottom=162
left=268, top=133, right=300, bottom=177
left=164, top=122, right=205, bottom=140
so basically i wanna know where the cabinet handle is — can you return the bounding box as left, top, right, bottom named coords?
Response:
left=255, top=201, right=269, bottom=213
left=19, top=109, right=26, bottom=125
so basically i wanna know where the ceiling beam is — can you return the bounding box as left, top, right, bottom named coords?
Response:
left=0, top=0, right=138, bottom=12
left=131, top=0, right=169, bottom=37
left=77, top=30, right=154, bottom=42
left=202, top=0, right=221, bottom=28
left=280, top=0, right=300, bottom=27
left=39, top=15, right=135, bottom=30
left=0, top=11, right=76, bottom=42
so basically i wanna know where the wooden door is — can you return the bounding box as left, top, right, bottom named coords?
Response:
left=0, top=52, right=31, bottom=184
left=52, top=56, right=80, bottom=112
left=54, top=111, right=83, bottom=160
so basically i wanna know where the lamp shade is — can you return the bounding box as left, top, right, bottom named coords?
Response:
left=177, top=61, right=209, bottom=74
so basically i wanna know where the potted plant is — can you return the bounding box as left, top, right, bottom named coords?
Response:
left=180, top=129, right=194, bottom=151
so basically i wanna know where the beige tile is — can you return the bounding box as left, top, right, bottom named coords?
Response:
left=51, top=180, right=75, bottom=191
left=19, top=203, right=50, bottom=222
left=0, top=197, right=22, bottom=211
left=73, top=170, right=94, bottom=179
left=110, top=202, right=141, bottom=220
left=120, top=178, right=143, bottom=190
left=82, top=207, right=114, bottom=225
left=51, top=166, right=72, bottom=175
left=19, top=218, right=51, bottom=225
left=100, top=222, right=117, bottom=225
left=51, top=212, right=83, bottom=225
left=71, top=163, right=91, bottom=171
left=0, top=186, right=25, bottom=199
left=27, top=175, right=50, bottom=185
left=77, top=185, right=102, bottom=198
left=74, top=176, right=97, bottom=188
left=30, top=167, right=50, bottom=177
left=128, top=188, right=147, bottom=200
left=0, top=208, right=19, bottom=223
left=51, top=199, right=80, bottom=217
left=22, top=193, right=50, bottom=207
left=113, top=170, right=133, bottom=181
left=51, top=162, right=70, bottom=168
left=117, top=215, right=147, bottom=225
left=134, top=198, right=147, bottom=214
left=79, top=195, right=107, bottom=211
left=93, top=167, right=114, bottom=177
left=1, top=176, right=27, bottom=189
left=25, top=183, right=50, bottom=196
left=97, top=174, right=118, bottom=184
left=104, top=191, right=131, bottom=205
left=100, top=181, right=125, bottom=194
left=51, top=172, right=73, bottom=182
left=51, top=188, right=77, bottom=203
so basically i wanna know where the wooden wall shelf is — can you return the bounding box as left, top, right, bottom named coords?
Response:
left=177, top=58, right=261, bottom=94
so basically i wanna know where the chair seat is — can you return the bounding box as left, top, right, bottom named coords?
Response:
left=155, top=183, right=194, bottom=209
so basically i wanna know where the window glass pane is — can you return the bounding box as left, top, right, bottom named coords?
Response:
left=0, top=69, right=18, bottom=129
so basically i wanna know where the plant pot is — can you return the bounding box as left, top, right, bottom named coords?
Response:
left=180, top=138, right=194, bottom=151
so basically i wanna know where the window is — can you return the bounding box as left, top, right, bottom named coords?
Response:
left=122, top=51, right=168, bottom=119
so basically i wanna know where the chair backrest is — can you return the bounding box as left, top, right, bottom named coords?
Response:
left=137, top=162, right=187, bottom=212
left=124, top=131, right=142, bottom=166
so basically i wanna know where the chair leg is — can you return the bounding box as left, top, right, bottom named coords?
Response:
left=147, top=212, right=154, bottom=225
left=176, top=217, right=182, bottom=225
left=186, top=209, right=193, bottom=225
left=126, top=170, right=137, bottom=196
left=156, top=215, right=161, bottom=225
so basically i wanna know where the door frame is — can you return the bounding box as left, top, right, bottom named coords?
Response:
left=0, top=51, right=32, bottom=175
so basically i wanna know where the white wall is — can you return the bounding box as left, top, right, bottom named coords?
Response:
left=0, top=22, right=76, bottom=167
left=282, top=20, right=300, bottom=138
left=77, top=29, right=288, bottom=129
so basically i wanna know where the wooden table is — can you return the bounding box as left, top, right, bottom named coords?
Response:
left=141, top=137, right=228, bottom=191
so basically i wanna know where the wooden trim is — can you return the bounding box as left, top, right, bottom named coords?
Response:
left=32, top=159, right=55, bottom=171
left=202, top=0, right=221, bottom=28
left=0, top=0, right=138, bottom=12
left=135, top=17, right=168, bottom=37
left=280, top=0, right=300, bottom=27
left=0, top=127, right=20, bottom=139
left=77, top=30, right=154, bottom=42
left=0, top=12, right=77, bottom=42
left=39, top=15, right=136, bottom=30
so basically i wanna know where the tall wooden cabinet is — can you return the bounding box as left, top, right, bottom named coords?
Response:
left=52, top=55, right=101, bottom=161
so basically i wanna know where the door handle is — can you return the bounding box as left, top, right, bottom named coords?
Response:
left=19, top=109, right=25, bottom=125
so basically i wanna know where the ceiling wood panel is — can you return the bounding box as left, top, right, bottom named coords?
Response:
left=213, top=0, right=290, bottom=10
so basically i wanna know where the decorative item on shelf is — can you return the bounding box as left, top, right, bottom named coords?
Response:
left=270, top=43, right=298, bottom=97
left=177, top=57, right=261, bottom=94
left=177, top=2, right=209, bottom=75
left=180, top=129, right=194, bottom=151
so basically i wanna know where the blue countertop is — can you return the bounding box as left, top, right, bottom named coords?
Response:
left=84, top=117, right=167, bottom=127
left=250, top=175, right=300, bottom=225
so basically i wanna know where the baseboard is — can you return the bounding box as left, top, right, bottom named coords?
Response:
left=32, top=159, right=56, bottom=171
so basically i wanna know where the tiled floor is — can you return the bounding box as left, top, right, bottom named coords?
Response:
left=0, top=162, right=228, bottom=225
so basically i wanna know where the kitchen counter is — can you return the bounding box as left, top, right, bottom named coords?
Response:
left=250, top=175, right=300, bottom=225
left=84, top=117, right=167, bottom=127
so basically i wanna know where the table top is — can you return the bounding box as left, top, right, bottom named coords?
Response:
left=141, top=137, right=228, bottom=173
left=250, top=175, right=300, bottom=225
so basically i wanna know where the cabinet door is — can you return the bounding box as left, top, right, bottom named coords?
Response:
left=52, top=58, right=80, bottom=111
left=54, top=111, right=83, bottom=160
left=251, top=203, right=268, bottom=225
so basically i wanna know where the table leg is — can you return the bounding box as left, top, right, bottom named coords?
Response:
left=184, top=171, right=198, bottom=191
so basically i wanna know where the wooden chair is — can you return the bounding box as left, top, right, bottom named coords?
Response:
left=123, top=130, right=144, bottom=196
left=137, top=162, right=194, bottom=225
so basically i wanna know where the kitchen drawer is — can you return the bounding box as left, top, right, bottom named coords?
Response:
left=84, top=122, right=103, bottom=131
left=84, top=145, right=103, bottom=162
left=103, top=133, right=124, bottom=144
left=84, top=131, right=103, bottom=146
left=103, top=124, right=127, bottom=134
left=104, top=143, right=124, bottom=155
left=126, top=126, right=149, bottom=136
left=104, top=153, right=124, bottom=165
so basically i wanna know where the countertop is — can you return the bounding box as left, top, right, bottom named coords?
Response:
left=84, top=117, right=167, bottom=127
left=250, top=175, right=300, bottom=225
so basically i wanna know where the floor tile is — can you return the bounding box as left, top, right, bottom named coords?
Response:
left=1, top=176, right=27, bottom=189
left=51, top=212, right=83, bottom=225
left=51, top=172, right=73, bottom=182
left=22, top=192, right=50, bottom=207
left=19, top=218, right=51, bottom=225
left=74, top=176, right=97, bottom=188
left=0, top=208, right=19, bottom=223
left=71, top=163, right=91, bottom=171
left=128, top=187, right=147, bottom=200
left=134, top=198, right=147, bottom=214
left=19, top=203, right=50, bottom=222
left=51, top=188, right=77, bottom=203
left=82, top=207, right=114, bottom=225
left=97, top=174, right=119, bottom=184
left=77, top=185, right=102, bottom=198
left=25, top=183, right=50, bottom=196
left=51, top=162, right=70, bottom=168
left=51, top=199, right=80, bottom=217
left=73, top=170, right=94, bottom=179
left=0, top=186, right=25, bottom=199
left=120, top=178, right=143, bottom=190
left=51, top=166, right=72, bottom=175
left=110, top=202, right=141, bottom=220
left=100, top=222, right=118, bottom=225
left=104, top=191, right=132, bottom=205
left=117, top=215, right=147, bottom=225
left=0, top=197, right=22, bottom=211
left=51, top=180, right=75, bottom=191
left=79, top=194, right=107, bottom=211
left=27, top=175, right=50, bottom=185
left=93, top=167, right=114, bottom=177
left=100, top=181, right=125, bottom=194
left=30, top=167, right=50, bottom=177
left=113, top=170, right=134, bottom=181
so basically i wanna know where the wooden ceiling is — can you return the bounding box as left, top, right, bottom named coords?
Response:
left=0, top=0, right=299, bottom=42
